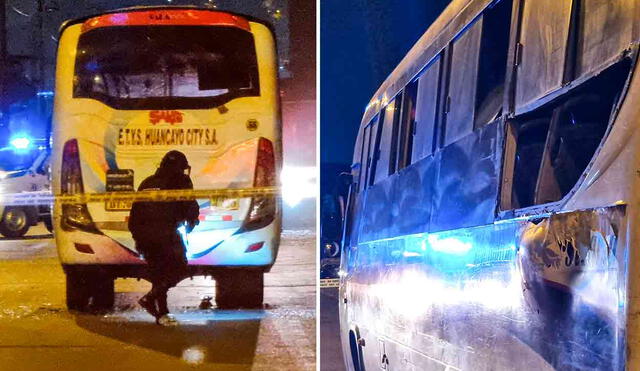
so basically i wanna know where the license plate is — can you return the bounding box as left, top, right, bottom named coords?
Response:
left=105, top=200, right=133, bottom=211
left=210, top=197, right=239, bottom=210
left=105, top=169, right=134, bottom=211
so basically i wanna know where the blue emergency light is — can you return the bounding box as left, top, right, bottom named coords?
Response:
left=10, top=136, right=31, bottom=150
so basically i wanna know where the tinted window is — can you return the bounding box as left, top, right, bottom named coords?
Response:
left=358, top=116, right=379, bottom=192
left=360, top=125, right=371, bottom=192
left=365, top=117, right=381, bottom=188
left=373, top=99, right=398, bottom=184
left=74, top=26, right=259, bottom=110
left=396, top=80, right=418, bottom=171
left=475, top=0, right=512, bottom=128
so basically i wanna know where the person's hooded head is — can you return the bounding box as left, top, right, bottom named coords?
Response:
left=157, top=150, right=191, bottom=178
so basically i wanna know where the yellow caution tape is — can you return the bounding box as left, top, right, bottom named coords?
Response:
left=0, top=186, right=279, bottom=206
left=320, top=278, right=340, bottom=288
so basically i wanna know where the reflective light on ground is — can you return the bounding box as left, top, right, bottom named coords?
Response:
left=182, top=346, right=206, bottom=365
left=280, top=166, right=316, bottom=207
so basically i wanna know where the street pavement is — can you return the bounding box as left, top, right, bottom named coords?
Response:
left=320, top=287, right=345, bottom=371
left=0, top=225, right=316, bottom=371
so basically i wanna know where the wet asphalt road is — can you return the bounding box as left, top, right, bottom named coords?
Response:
left=0, top=225, right=315, bottom=370
left=320, top=287, right=345, bottom=371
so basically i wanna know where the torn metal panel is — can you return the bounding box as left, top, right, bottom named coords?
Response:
left=515, top=0, right=572, bottom=111
left=516, top=206, right=627, bottom=370
left=430, top=119, right=502, bottom=232
left=518, top=206, right=626, bottom=318
left=342, top=205, right=627, bottom=370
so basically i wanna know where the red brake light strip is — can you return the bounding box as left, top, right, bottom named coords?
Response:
left=82, top=9, right=250, bottom=33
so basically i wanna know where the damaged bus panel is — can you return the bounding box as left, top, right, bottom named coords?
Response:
left=340, top=0, right=640, bottom=369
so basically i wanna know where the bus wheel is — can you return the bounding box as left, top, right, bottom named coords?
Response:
left=43, top=215, right=53, bottom=233
left=215, top=270, right=264, bottom=309
left=348, top=330, right=365, bottom=371
left=66, top=270, right=91, bottom=311
left=0, top=207, right=30, bottom=238
left=66, top=270, right=114, bottom=312
left=91, top=275, right=115, bottom=311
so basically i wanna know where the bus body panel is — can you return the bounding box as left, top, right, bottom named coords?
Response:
left=52, top=13, right=281, bottom=269
left=342, top=206, right=627, bottom=370
left=340, top=0, right=640, bottom=369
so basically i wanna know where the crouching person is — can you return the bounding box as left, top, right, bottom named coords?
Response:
left=128, top=150, right=199, bottom=325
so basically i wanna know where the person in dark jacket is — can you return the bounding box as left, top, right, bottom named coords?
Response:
left=128, top=150, right=199, bottom=325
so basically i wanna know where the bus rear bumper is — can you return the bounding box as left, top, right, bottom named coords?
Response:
left=55, top=217, right=282, bottom=272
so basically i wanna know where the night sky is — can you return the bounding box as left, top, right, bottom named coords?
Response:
left=320, top=0, right=451, bottom=166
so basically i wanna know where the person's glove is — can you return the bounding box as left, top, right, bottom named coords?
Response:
left=186, top=219, right=199, bottom=233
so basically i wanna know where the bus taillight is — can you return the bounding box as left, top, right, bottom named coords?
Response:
left=254, top=137, right=276, bottom=187
left=61, top=139, right=82, bottom=195
left=238, top=138, right=277, bottom=233
left=60, top=139, right=100, bottom=234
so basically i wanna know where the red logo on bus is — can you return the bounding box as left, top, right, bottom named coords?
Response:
left=149, top=110, right=183, bottom=125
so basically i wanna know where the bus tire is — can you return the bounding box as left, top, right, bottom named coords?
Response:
left=66, top=270, right=91, bottom=311
left=91, top=275, right=115, bottom=311
left=215, top=270, right=264, bottom=309
left=43, top=215, right=53, bottom=233
left=66, top=270, right=115, bottom=312
left=0, top=207, right=31, bottom=238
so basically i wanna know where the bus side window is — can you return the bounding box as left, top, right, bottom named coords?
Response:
left=575, top=0, right=634, bottom=78
left=411, top=57, right=441, bottom=164
left=443, top=18, right=482, bottom=146
left=515, top=0, right=572, bottom=111
left=359, top=125, right=371, bottom=192
left=366, top=114, right=382, bottom=188
left=372, top=98, right=399, bottom=184
left=508, top=60, right=631, bottom=209
left=474, top=0, right=512, bottom=128
left=510, top=116, right=551, bottom=209
left=396, top=80, right=418, bottom=172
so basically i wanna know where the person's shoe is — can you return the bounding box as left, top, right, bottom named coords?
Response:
left=138, top=295, right=159, bottom=318
left=156, top=313, right=178, bottom=326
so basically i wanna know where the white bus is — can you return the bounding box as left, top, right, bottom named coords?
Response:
left=52, top=7, right=282, bottom=311
left=340, top=0, right=640, bottom=369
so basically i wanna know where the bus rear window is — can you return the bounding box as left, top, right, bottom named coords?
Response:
left=73, top=26, right=260, bottom=110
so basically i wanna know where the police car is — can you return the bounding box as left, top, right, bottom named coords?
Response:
left=0, top=138, right=51, bottom=237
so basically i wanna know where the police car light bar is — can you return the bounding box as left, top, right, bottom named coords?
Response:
left=10, top=136, right=31, bottom=150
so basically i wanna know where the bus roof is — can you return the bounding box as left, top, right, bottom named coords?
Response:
left=361, top=0, right=493, bottom=128
left=59, top=6, right=275, bottom=36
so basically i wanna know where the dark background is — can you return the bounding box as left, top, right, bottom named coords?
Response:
left=320, top=0, right=451, bottom=167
